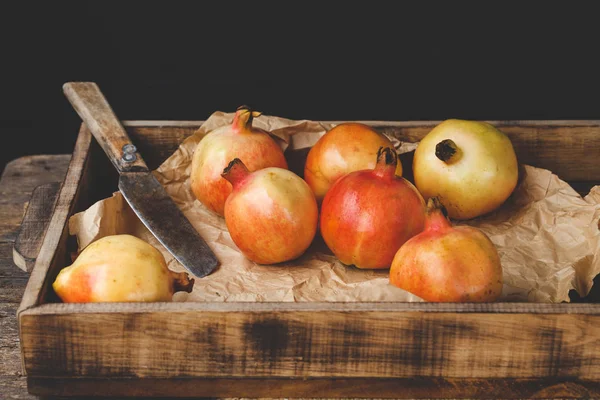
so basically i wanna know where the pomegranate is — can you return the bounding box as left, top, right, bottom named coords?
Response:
left=222, top=158, right=318, bottom=264
left=52, top=235, right=194, bottom=303
left=413, top=119, right=518, bottom=220
left=190, top=106, right=288, bottom=216
left=304, top=122, right=402, bottom=203
left=390, top=197, right=503, bottom=302
left=320, top=147, right=426, bottom=269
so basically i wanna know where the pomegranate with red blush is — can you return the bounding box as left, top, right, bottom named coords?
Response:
left=222, top=158, right=318, bottom=264
left=320, top=147, right=426, bottom=269
left=390, top=197, right=503, bottom=302
left=190, top=106, right=288, bottom=216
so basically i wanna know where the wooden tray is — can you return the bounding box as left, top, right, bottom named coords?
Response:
left=14, top=120, right=600, bottom=398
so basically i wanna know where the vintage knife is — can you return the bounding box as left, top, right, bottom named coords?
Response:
left=63, top=82, right=218, bottom=278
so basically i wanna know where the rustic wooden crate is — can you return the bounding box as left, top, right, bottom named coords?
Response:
left=15, top=120, right=600, bottom=398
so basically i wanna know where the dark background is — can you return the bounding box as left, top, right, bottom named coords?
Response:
left=1, top=2, right=599, bottom=175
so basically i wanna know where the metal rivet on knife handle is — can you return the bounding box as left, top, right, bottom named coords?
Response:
left=122, top=144, right=137, bottom=163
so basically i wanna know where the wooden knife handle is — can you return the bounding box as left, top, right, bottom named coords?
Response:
left=63, top=82, right=148, bottom=173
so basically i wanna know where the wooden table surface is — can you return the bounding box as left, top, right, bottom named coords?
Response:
left=1, top=155, right=70, bottom=399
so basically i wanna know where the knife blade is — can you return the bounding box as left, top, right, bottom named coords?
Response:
left=119, top=172, right=218, bottom=277
left=63, top=81, right=219, bottom=278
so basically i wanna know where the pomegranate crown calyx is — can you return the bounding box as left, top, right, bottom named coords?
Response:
left=222, top=158, right=245, bottom=175
left=233, top=105, right=263, bottom=130
left=426, top=197, right=449, bottom=219
left=435, top=139, right=460, bottom=163
left=221, top=158, right=250, bottom=187
left=171, top=271, right=195, bottom=294
left=376, top=146, right=398, bottom=167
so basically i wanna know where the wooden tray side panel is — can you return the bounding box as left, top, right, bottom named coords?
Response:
left=16, top=125, right=93, bottom=313
left=124, top=125, right=194, bottom=171
left=26, top=376, right=600, bottom=399
left=19, top=309, right=600, bottom=380
left=372, top=122, right=600, bottom=183
left=122, top=121, right=600, bottom=183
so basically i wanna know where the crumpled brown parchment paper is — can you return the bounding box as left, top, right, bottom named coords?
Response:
left=68, top=112, right=600, bottom=303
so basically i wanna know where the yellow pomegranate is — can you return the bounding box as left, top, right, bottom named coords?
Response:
left=413, top=119, right=518, bottom=220
left=52, top=235, right=193, bottom=303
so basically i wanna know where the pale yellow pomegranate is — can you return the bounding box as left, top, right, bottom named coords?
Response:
left=413, top=119, right=518, bottom=220
left=52, top=235, right=193, bottom=303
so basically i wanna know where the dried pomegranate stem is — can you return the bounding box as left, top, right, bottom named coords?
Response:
left=171, top=271, right=195, bottom=293
left=374, top=147, right=398, bottom=179
left=425, top=197, right=452, bottom=231
left=435, top=139, right=460, bottom=163
left=232, top=105, right=262, bottom=132
left=221, top=158, right=250, bottom=187
left=427, top=197, right=449, bottom=218
left=377, top=146, right=397, bottom=165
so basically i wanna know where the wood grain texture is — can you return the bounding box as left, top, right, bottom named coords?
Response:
left=369, top=121, right=600, bottom=184
left=0, top=155, right=70, bottom=242
left=63, top=82, right=148, bottom=173
left=19, top=306, right=600, bottom=380
left=120, top=119, right=600, bottom=184
left=125, top=126, right=194, bottom=170
left=12, top=182, right=60, bottom=272
left=17, top=125, right=92, bottom=314
left=0, top=375, right=35, bottom=400
left=1, top=243, right=28, bottom=279
left=0, top=303, right=22, bottom=375
left=0, top=288, right=27, bottom=304
left=25, top=377, right=600, bottom=399
left=0, top=154, right=71, bottom=400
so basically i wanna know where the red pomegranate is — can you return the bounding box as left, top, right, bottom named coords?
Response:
left=320, top=147, right=426, bottom=269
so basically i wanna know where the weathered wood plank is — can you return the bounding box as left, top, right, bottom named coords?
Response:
left=63, top=82, right=149, bottom=173
left=21, top=300, right=600, bottom=314
left=0, top=375, right=35, bottom=400
left=122, top=120, right=600, bottom=183
left=0, top=154, right=73, bottom=400
left=19, top=308, right=600, bottom=380
left=1, top=242, right=30, bottom=303
left=26, top=377, right=600, bottom=399
left=0, top=244, right=28, bottom=278
left=0, top=288, right=27, bottom=304
left=17, top=126, right=92, bottom=314
left=0, top=155, right=70, bottom=243
left=13, top=182, right=60, bottom=272
left=371, top=122, right=600, bottom=183
left=125, top=126, right=193, bottom=170
left=0, top=303, right=23, bottom=376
